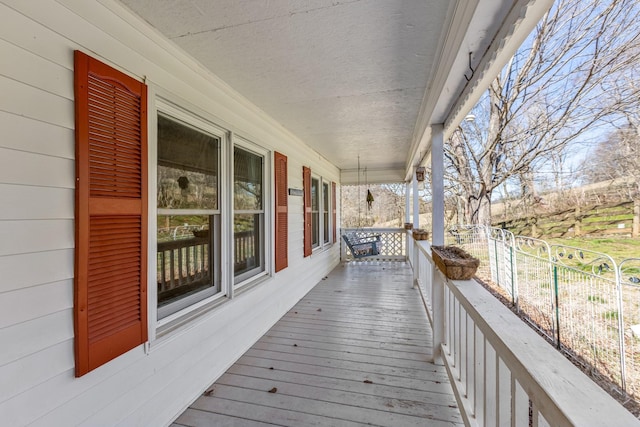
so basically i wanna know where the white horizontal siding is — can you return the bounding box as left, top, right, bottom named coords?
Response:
left=0, top=77, right=73, bottom=128
left=0, top=250, right=73, bottom=293
left=0, top=310, right=73, bottom=367
left=0, top=38, right=72, bottom=99
left=0, top=185, right=73, bottom=220
left=0, top=3, right=74, bottom=67
left=0, top=0, right=341, bottom=426
left=0, top=339, right=74, bottom=404
left=0, top=280, right=73, bottom=330
left=0, top=220, right=73, bottom=257
left=0, top=112, right=74, bottom=158
left=0, top=149, right=74, bottom=188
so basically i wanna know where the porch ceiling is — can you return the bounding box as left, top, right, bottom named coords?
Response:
left=119, top=0, right=551, bottom=184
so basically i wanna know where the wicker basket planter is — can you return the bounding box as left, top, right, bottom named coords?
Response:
left=431, top=245, right=479, bottom=280
left=412, top=229, right=430, bottom=240
left=404, top=223, right=414, bottom=230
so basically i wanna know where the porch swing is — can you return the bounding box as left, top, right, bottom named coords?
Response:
left=342, top=157, right=382, bottom=259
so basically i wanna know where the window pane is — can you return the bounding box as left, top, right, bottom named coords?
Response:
left=157, top=115, right=219, bottom=210
left=312, top=178, right=319, bottom=247
left=157, top=214, right=218, bottom=310
left=234, top=213, right=263, bottom=279
left=234, top=147, right=263, bottom=210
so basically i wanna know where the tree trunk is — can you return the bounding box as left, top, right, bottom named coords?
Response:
left=467, top=192, right=492, bottom=227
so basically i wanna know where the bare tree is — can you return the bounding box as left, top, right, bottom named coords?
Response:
left=341, top=184, right=407, bottom=228
left=584, top=119, right=640, bottom=198
left=446, top=0, right=640, bottom=226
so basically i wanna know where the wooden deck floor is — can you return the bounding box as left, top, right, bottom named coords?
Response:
left=172, top=262, right=463, bottom=426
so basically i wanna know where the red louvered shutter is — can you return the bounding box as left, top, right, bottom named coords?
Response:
left=274, top=152, right=288, bottom=272
left=332, top=182, right=337, bottom=243
left=303, top=166, right=312, bottom=257
left=74, top=51, right=148, bottom=376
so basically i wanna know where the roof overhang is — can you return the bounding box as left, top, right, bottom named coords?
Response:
left=404, top=0, right=554, bottom=182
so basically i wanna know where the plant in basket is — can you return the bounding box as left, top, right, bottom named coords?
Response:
left=412, top=229, right=429, bottom=240
left=431, top=245, right=480, bottom=280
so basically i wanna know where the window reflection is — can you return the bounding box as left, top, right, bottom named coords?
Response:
left=234, top=147, right=264, bottom=282
left=156, top=115, right=220, bottom=318
left=157, top=115, right=218, bottom=210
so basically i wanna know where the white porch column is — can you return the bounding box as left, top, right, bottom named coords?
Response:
left=431, top=124, right=445, bottom=363
left=412, top=174, right=419, bottom=229
left=431, top=124, right=444, bottom=245
left=405, top=181, right=411, bottom=224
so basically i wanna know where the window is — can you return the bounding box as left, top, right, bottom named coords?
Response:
left=234, top=144, right=266, bottom=284
left=156, top=114, right=222, bottom=319
left=323, top=181, right=330, bottom=244
left=303, top=167, right=334, bottom=255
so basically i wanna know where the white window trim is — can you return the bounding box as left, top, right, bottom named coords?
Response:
left=322, top=180, right=331, bottom=246
left=311, top=175, right=335, bottom=252
left=148, top=94, right=231, bottom=339
left=232, top=136, right=271, bottom=288
left=311, top=175, right=321, bottom=250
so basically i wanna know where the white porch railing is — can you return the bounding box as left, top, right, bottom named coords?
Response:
left=341, top=227, right=406, bottom=261
left=408, top=231, right=639, bottom=426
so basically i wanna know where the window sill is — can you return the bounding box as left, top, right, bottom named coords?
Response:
left=148, top=294, right=230, bottom=353
left=147, top=273, right=273, bottom=354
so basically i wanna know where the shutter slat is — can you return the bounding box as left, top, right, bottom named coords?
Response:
left=88, top=77, right=143, bottom=113
left=88, top=138, right=142, bottom=152
left=89, top=310, right=141, bottom=342
left=88, top=113, right=142, bottom=138
left=87, top=270, right=141, bottom=291
left=74, top=50, right=148, bottom=377
left=89, top=290, right=141, bottom=313
left=89, top=291, right=141, bottom=316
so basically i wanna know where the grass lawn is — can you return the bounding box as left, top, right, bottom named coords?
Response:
left=546, top=237, right=640, bottom=264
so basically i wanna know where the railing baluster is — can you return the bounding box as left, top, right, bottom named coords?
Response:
left=159, top=251, right=166, bottom=292
left=169, top=249, right=175, bottom=289
left=484, top=345, right=497, bottom=427
left=497, top=358, right=511, bottom=425
left=186, top=244, right=192, bottom=283
left=514, top=380, right=528, bottom=427
left=466, top=313, right=473, bottom=401
left=475, top=328, right=485, bottom=425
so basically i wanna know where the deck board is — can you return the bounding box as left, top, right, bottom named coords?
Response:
left=174, top=262, right=463, bottom=426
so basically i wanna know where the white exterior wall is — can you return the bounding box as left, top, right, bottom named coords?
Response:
left=0, top=1, right=340, bottom=425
